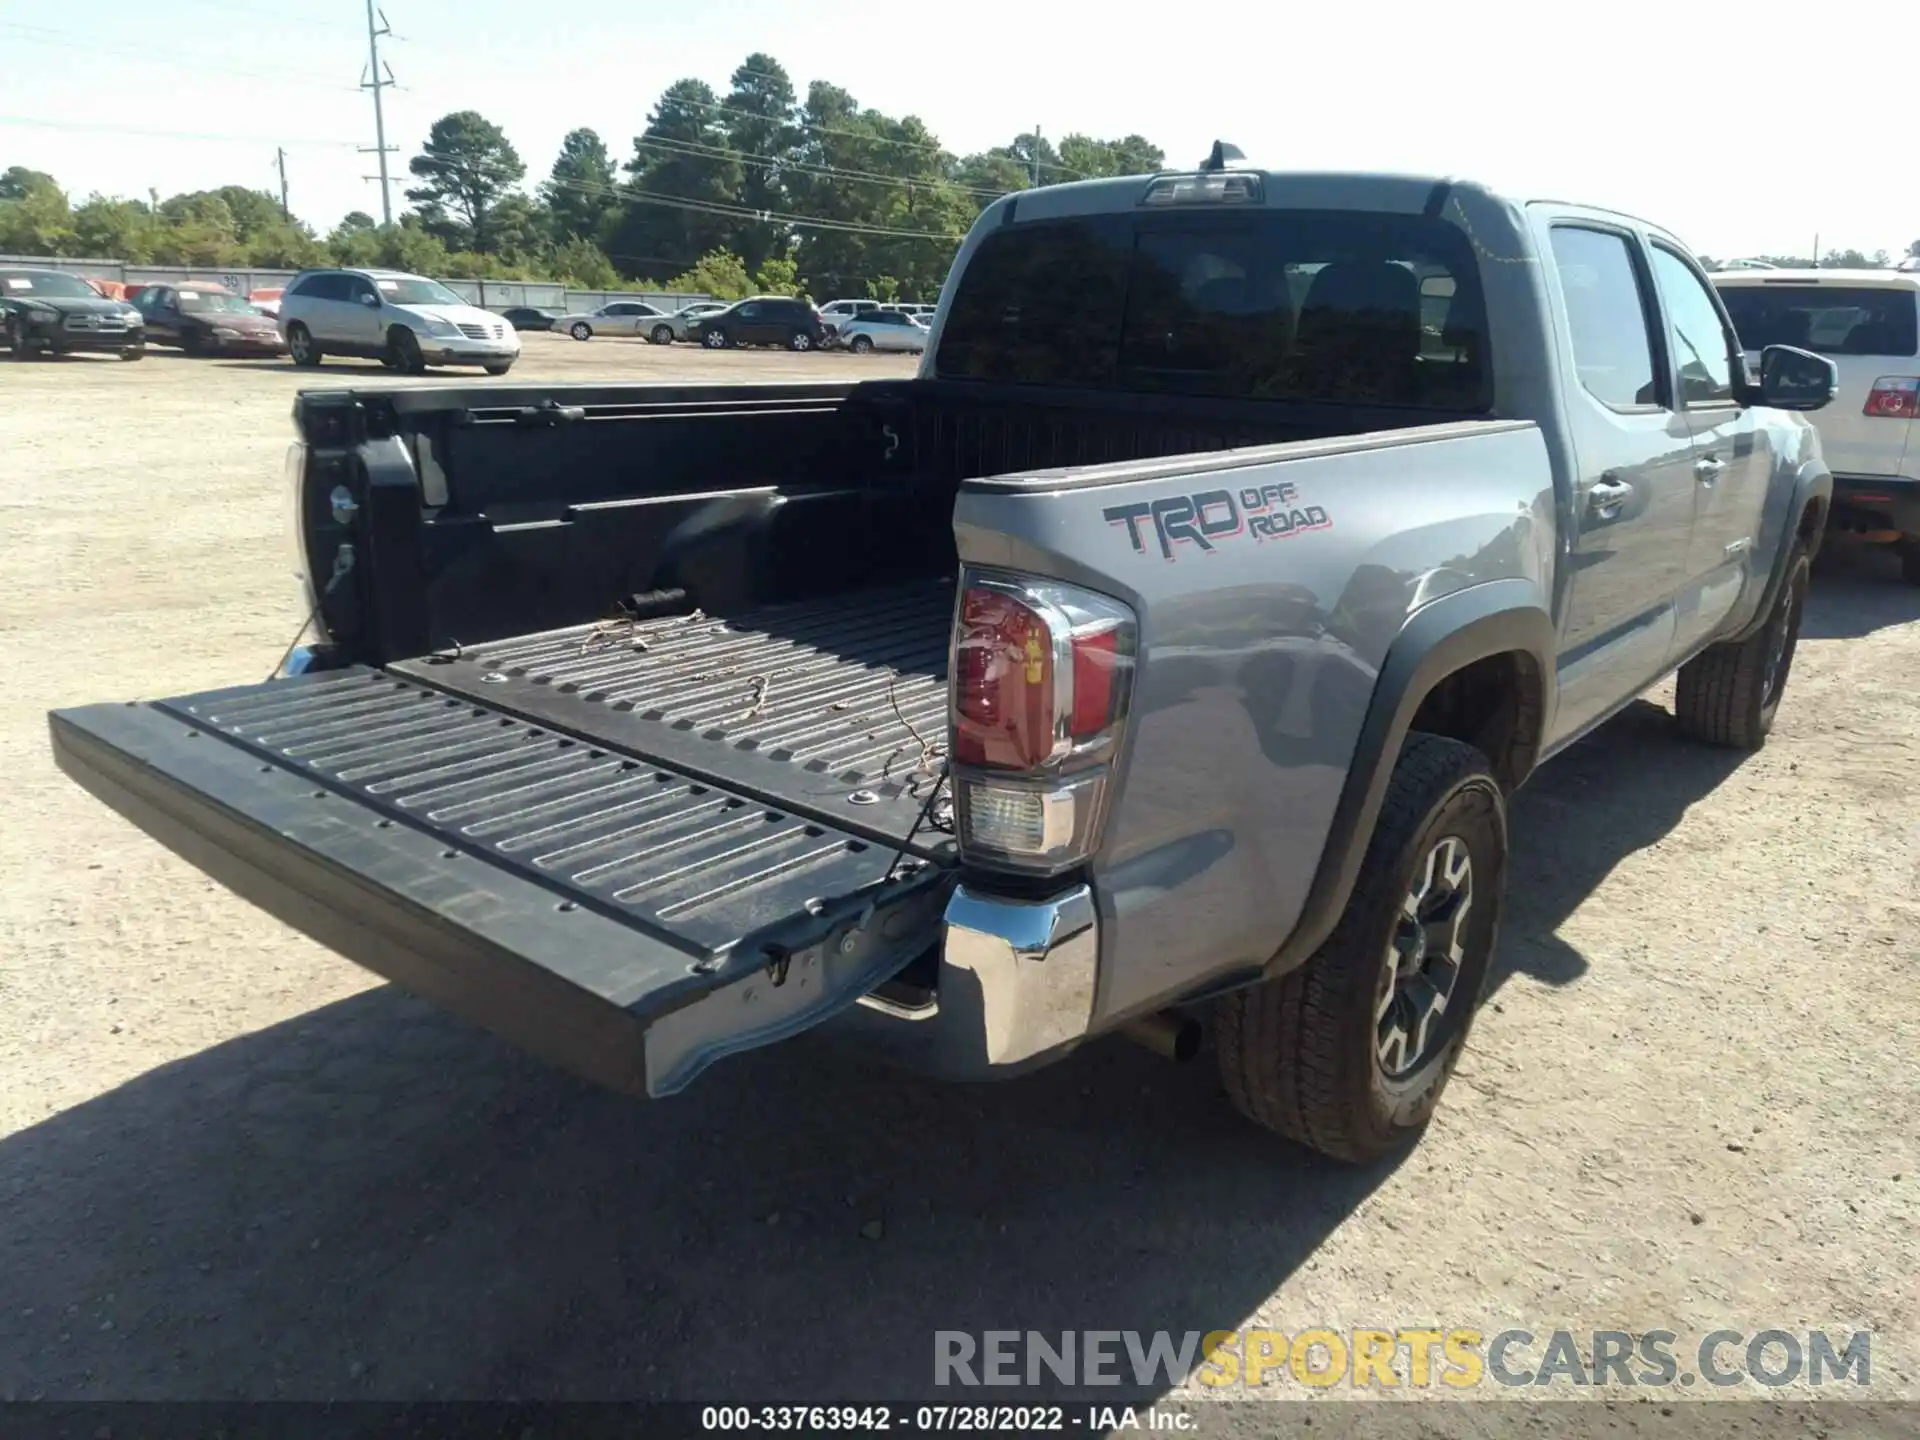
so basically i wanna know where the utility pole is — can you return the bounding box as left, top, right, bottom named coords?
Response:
left=360, top=0, right=398, bottom=225
left=1029, top=124, right=1042, bottom=188
left=275, top=148, right=290, bottom=219
left=1812, top=231, right=1820, bottom=269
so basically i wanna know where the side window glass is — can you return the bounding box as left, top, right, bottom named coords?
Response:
left=1651, top=246, right=1736, bottom=406
left=1549, top=227, right=1660, bottom=409
left=738, top=303, right=760, bottom=319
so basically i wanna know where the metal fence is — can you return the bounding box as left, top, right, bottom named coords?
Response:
left=0, top=256, right=709, bottom=315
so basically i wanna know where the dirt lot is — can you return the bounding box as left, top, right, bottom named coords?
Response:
left=1, top=335, right=1916, bottom=1418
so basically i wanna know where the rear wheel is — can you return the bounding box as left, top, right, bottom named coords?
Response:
left=1215, top=734, right=1506, bottom=1164
left=483, top=362, right=513, bottom=376
left=1674, top=544, right=1809, bottom=749
left=118, top=346, right=144, bottom=361
left=569, top=321, right=592, bottom=341
left=286, top=322, right=322, bottom=367
left=388, top=327, right=427, bottom=376
left=787, top=329, right=813, bottom=352
left=650, top=323, right=674, bottom=345
left=849, top=334, right=874, bottom=355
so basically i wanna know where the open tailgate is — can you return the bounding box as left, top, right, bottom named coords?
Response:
left=49, top=667, right=949, bottom=1096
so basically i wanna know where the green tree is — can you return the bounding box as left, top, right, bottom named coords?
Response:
left=0, top=166, right=60, bottom=202
left=406, top=110, right=526, bottom=253
left=722, top=53, right=799, bottom=272
left=667, top=247, right=752, bottom=299
left=70, top=196, right=157, bottom=262
left=754, top=251, right=797, bottom=295
left=1056, top=133, right=1163, bottom=179
left=611, top=79, right=745, bottom=280
left=542, top=127, right=618, bottom=243
left=552, top=236, right=619, bottom=288
left=336, top=211, right=378, bottom=233
left=0, top=174, right=77, bottom=254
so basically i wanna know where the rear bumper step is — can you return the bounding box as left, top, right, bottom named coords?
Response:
left=50, top=672, right=949, bottom=1097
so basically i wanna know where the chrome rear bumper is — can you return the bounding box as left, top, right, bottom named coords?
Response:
left=818, top=882, right=1100, bottom=1079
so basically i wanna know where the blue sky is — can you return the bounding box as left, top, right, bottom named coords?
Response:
left=1, top=0, right=1907, bottom=261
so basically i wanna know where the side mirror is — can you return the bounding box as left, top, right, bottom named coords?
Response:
left=1755, top=344, right=1837, bottom=411
left=358, top=292, right=381, bottom=308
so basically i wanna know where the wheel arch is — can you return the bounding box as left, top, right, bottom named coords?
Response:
left=1268, top=578, right=1554, bottom=978
left=1727, top=460, right=1832, bottom=642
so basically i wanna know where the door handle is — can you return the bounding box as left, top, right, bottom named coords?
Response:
left=1587, top=477, right=1633, bottom=517
left=1694, top=455, right=1726, bottom=483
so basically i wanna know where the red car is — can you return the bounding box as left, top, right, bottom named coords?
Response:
left=131, top=281, right=285, bottom=357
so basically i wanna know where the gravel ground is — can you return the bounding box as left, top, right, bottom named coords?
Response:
left=0, top=336, right=1916, bottom=1422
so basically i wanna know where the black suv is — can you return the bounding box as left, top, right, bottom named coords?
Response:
left=1, top=268, right=145, bottom=360
left=686, top=296, right=826, bottom=352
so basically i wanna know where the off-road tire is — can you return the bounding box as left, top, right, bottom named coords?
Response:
left=1901, top=540, right=1920, bottom=587
left=1215, top=733, right=1507, bottom=1164
left=286, top=323, right=322, bottom=367
left=1674, top=545, right=1809, bottom=749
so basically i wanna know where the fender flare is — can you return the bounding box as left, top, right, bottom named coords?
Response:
left=1726, top=460, right=1831, bottom=643
left=1269, top=578, right=1556, bottom=976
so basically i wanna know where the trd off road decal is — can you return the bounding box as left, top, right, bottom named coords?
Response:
left=1103, top=481, right=1332, bottom=561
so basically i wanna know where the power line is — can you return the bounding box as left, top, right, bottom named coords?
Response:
left=0, top=115, right=359, bottom=148
left=672, top=93, right=1088, bottom=178
left=531, top=169, right=966, bottom=241
left=711, top=58, right=1092, bottom=178
left=631, top=135, right=1010, bottom=202
left=0, top=22, right=356, bottom=91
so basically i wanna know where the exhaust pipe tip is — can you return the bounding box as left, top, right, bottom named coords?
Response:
left=1120, top=1010, right=1202, bottom=1063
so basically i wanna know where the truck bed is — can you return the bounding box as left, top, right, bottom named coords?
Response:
left=390, top=579, right=956, bottom=853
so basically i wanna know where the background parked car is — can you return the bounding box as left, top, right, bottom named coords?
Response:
left=133, top=282, right=284, bottom=357
left=551, top=300, right=671, bottom=343
left=248, top=288, right=283, bottom=319
left=834, top=309, right=929, bottom=354
left=499, top=306, right=563, bottom=332
left=1, top=266, right=145, bottom=360
left=277, top=267, right=519, bottom=375
left=818, top=298, right=881, bottom=328
left=1714, top=267, right=1920, bottom=583
left=660, top=300, right=730, bottom=343
left=685, top=296, right=826, bottom=351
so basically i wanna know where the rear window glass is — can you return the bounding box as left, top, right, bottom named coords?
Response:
left=935, top=208, right=1491, bottom=410
left=1717, top=285, right=1918, bottom=357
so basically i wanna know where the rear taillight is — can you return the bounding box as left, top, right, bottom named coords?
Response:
left=1864, top=376, right=1920, bottom=418
left=949, top=572, right=1135, bottom=875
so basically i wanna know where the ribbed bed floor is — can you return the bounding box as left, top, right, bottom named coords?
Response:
left=391, top=579, right=957, bottom=851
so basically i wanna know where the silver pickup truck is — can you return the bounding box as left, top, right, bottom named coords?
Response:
left=49, top=160, right=1840, bottom=1164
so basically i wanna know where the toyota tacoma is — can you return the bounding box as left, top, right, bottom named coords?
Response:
left=49, top=160, right=1838, bottom=1162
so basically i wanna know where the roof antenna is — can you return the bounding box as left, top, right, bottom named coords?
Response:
left=1200, top=140, right=1246, bottom=172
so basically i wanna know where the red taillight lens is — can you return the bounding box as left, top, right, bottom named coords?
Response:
left=1069, top=626, right=1121, bottom=736
left=1864, top=377, right=1920, bottom=418
left=953, top=586, right=1056, bottom=770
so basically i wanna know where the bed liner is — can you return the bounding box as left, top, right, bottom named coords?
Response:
left=390, top=578, right=957, bottom=852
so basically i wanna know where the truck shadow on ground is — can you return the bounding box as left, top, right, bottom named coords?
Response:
left=6, top=580, right=1871, bottom=1407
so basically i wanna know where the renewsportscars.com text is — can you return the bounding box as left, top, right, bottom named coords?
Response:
left=933, top=1328, right=1872, bottom=1390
